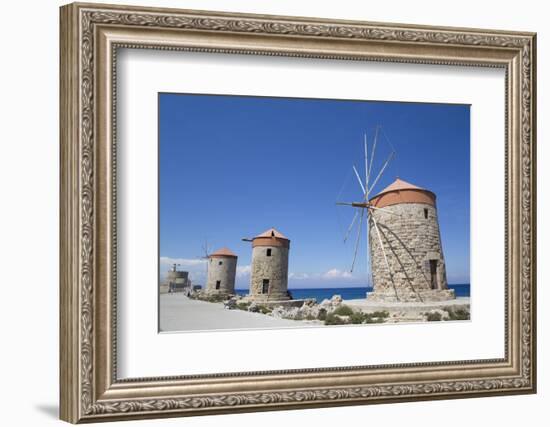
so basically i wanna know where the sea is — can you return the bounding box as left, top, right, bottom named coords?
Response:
left=235, top=284, right=470, bottom=303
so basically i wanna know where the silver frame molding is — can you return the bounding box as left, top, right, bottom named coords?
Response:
left=60, top=2, right=537, bottom=423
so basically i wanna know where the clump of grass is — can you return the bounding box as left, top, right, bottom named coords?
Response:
left=350, top=312, right=367, bottom=324
left=324, top=313, right=346, bottom=325
left=364, top=313, right=384, bottom=323
left=332, top=305, right=354, bottom=316
left=305, top=314, right=316, bottom=321
left=317, top=308, right=327, bottom=321
left=236, top=302, right=250, bottom=311
left=347, top=310, right=389, bottom=324
left=194, top=293, right=227, bottom=303
left=445, top=307, right=470, bottom=321
left=426, top=311, right=443, bottom=321
left=257, top=305, right=272, bottom=315
left=321, top=308, right=390, bottom=325
left=371, top=311, right=390, bottom=319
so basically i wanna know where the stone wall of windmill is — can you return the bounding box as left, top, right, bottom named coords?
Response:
left=246, top=228, right=291, bottom=302
left=205, top=248, right=238, bottom=296
left=367, top=179, right=455, bottom=302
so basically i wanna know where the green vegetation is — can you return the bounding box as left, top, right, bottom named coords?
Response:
left=190, top=293, right=227, bottom=303
left=332, top=305, right=354, bottom=316
left=236, top=302, right=250, bottom=311
left=350, top=312, right=367, bottom=324
left=324, top=313, right=346, bottom=325
left=324, top=308, right=389, bottom=325
left=317, top=308, right=327, bottom=321
left=425, top=311, right=443, bottom=321
left=371, top=311, right=390, bottom=319
left=257, top=305, right=272, bottom=315
left=444, top=307, right=470, bottom=321
left=348, top=310, right=389, bottom=324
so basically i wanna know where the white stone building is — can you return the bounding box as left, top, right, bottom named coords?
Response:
left=164, top=264, right=190, bottom=293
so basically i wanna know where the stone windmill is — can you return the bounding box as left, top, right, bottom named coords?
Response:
left=204, top=247, right=238, bottom=297
left=242, top=228, right=291, bottom=302
left=337, top=128, right=455, bottom=303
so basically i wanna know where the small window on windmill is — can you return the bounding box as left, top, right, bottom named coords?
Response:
left=218, top=261, right=223, bottom=265
left=262, top=279, right=270, bottom=294
left=424, top=208, right=428, bottom=219
left=215, top=280, right=221, bottom=290
left=266, top=248, right=272, bottom=257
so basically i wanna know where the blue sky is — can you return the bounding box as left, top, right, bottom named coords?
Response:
left=159, top=93, right=470, bottom=289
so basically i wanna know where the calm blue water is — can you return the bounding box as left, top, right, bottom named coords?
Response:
left=235, top=284, right=470, bottom=303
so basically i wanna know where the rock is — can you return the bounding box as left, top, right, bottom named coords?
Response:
left=248, top=302, right=260, bottom=313
left=302, top=298, right=317, bottom=307
left=331, top=295, right=343, bottom=305
left=189, top=290, right=202, bottom=300
left=317, top=295, right=343, bottom=314
left=270, top=306, right=285, bottom=319
left=223, top=298, right=237, bottom=310
left=299, top=304, right=320, bottom=319
left=284, top=307, right=301, bottom=319
left=439, top=309, right=450, bottom=320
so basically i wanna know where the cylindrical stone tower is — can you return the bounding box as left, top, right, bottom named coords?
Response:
left=248, top=228, right=290, bottom=301
left=366, top=178, right=455, bottom=302
left=205, top=247, right=237, bottom=296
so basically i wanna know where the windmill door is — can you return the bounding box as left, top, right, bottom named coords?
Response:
left=429, top=260, right=438, bottom=289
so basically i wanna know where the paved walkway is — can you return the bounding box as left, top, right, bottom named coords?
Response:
left=159, top=293, right=313, bottom=332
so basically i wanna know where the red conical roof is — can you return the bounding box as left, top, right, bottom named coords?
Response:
left=254, top=228, right=288, bottom=240
left=369, top=178, right=436, bottom=208
left=376, top=178, right=425, bottom=195
left=251, top=228, right=290, bottom=248
left=209, top=247, right=237, bottom=258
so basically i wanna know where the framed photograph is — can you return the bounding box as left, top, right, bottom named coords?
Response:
left=60, top=2, right=537, bottom=423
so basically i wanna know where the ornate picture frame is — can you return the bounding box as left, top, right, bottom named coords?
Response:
left=60, top=2, right=536, bottom=423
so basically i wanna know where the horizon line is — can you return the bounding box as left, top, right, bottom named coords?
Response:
left=232, top=283, right=470, bottom=291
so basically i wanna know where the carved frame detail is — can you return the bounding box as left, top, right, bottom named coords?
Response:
left=60, top=2, right=536, bottom=423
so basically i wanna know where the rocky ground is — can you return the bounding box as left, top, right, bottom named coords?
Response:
left=188, top=290, right=471, bottom=326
